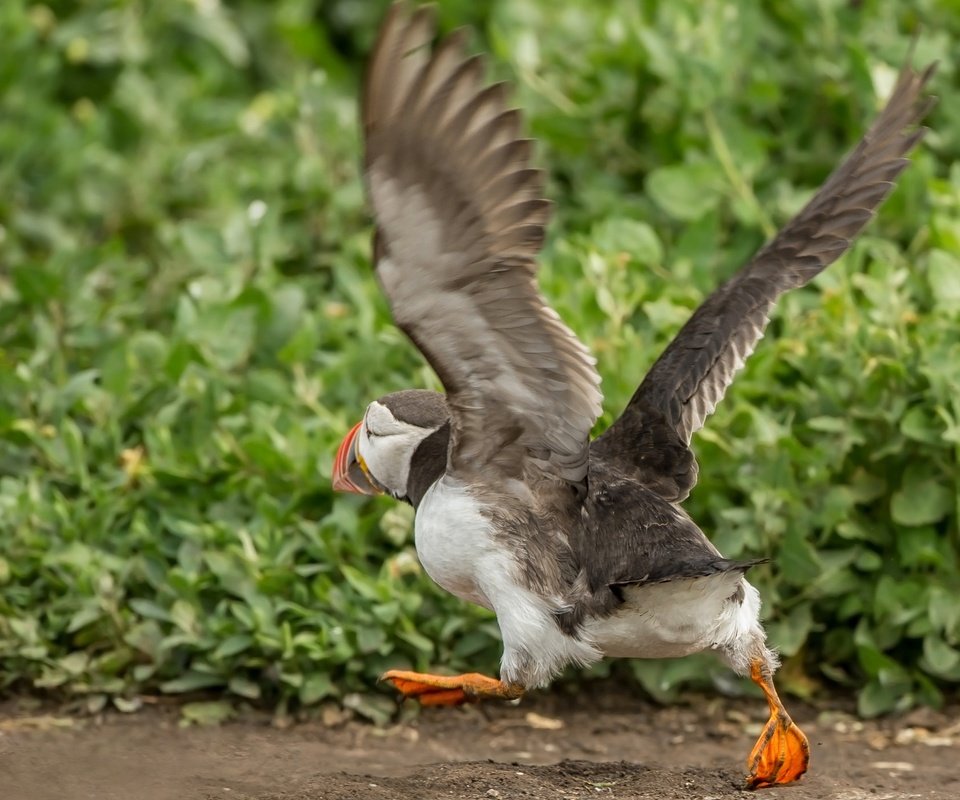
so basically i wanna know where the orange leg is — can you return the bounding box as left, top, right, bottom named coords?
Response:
left=381, top=670, right=524, bottom=707
left=745, top=659, right=810, bottom=789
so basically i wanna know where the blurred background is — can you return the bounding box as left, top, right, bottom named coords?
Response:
left=0, top=0, right=958, bottom=724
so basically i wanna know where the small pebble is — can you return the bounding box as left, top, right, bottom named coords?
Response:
left=870, top=761, right=915, bottom=772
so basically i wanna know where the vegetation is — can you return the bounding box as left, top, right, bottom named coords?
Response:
left=1, top=0, right=958, bottom=721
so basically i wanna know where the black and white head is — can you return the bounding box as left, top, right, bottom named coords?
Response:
left=332, top=389, right=450, bottom=506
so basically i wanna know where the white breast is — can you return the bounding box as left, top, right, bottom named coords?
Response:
left=414, top=476, right=601, bottom=688
left=414, top=477, right=498, bottom=609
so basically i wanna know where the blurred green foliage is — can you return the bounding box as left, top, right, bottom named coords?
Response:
left=0, top=0, right=958, bottom=720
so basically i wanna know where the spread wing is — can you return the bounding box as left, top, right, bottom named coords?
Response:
left=593, top=60, right=936, bottom=501
left=363, top=3, right=602, bottom=488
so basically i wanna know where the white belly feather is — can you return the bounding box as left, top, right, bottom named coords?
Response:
left=587, top=572, right=763, bottom=661
left=414, top=477, right=497, bottom=609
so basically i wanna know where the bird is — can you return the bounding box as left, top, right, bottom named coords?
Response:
left=331, top=2, right=935, bottom=789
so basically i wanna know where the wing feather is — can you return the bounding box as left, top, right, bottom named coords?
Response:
left=594, top=59, right=936, bottom=499
left=363, top=3, right=602, bottom=487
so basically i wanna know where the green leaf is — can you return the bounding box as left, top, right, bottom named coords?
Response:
left=356, top=626, right=387, bottom=654
left=766, top=604, right=813, bottom=657
left=342, top=692, right=395, bottom=725
left=181, top=701, right=235, bottom=726
left=12, top=261, right=63, bottom=303
left=646, top=162, right=725, bottom=221
left=777, top=527, right=821, bottom=585
left=300, top=673, right=335, bottom=705
left=228, top=676, right=262, bottom=700
left=923, top=635, right=960, bottom=675
left=161, top=672, right=225, bottom=694
left=900, top=405, right=945, bottom=445
left=67, top=604, right=103, bottom=633
left=213, top=634, right=254, bottom=659
left=188, top=304, right=258, bottom=371
left=590, top=218, right=664, bottom=265
left=929, top=587, right=960, bottom=635
left=858, top=680, right=904, bottom=718
left=113, top=696, right=143, bottom=713
left=128, top=599, right=172, bottom=622
left=397, top=629, right=435, bottom=655
left=927, top=249, right=960, bottom=312
left=891, top=465, right=953, bottom=526
left=340, top=565, right=383, bottom=602
left=184, top=7, right=250, bottom=67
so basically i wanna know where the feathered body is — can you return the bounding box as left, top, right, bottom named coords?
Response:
left=415, top=463, right=767, bottom=688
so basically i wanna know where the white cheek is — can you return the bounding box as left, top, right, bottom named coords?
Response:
left=357, top=432, right=413, bottom=496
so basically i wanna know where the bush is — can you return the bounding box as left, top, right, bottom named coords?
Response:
left=0, top=0, right=957, bottom=718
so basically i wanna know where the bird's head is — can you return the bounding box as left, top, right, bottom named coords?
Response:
left=332, top=389, right=450, bottom=507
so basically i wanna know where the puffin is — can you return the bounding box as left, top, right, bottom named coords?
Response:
left=332, top=2, right=934, bottom=789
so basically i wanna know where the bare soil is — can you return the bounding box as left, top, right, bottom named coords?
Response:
left=2, top=685, right=958, bottom=800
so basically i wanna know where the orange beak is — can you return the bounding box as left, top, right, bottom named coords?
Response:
left=332, top=421, right=383, bottom=495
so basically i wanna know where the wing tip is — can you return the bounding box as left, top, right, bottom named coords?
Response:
left=362, top=1, right=438, bottom=135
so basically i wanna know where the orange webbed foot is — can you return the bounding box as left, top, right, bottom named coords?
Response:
left=745, top=660, right=810, bottom=789
left=381, top=670, right=523, bottom=707
left=746, top=708, right=810, bottom=789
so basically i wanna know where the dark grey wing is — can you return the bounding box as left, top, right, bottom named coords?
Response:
left=593, top=60, right=936, bottom=502
left=363, top=3, right=602, bottom=488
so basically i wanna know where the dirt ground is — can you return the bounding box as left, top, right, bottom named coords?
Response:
left=2, top=685, right=958, bottom=800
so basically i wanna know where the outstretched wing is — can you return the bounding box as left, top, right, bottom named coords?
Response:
left=593, top=61, right=936, bottom=501
left=363, top=3, right=602, bottom=487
